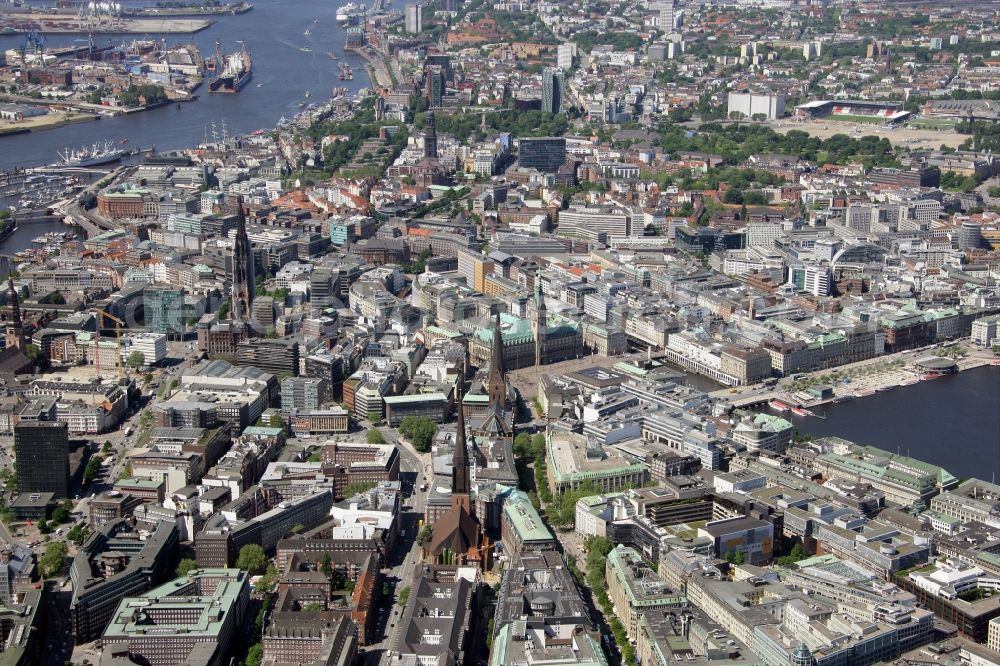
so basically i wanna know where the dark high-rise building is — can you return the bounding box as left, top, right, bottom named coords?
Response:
left=236, top=337, right=300, bottom=376
left=424, top=52, right=451, bottom=82
left=231, top=196, right=255, bottom=325
left=423, top=111, right=438, bottom=159
left=14, top=421, right=69, bottom=498
left=542, top=67, right=564, bottom=114
left=517, top=137, right=567, bottom=173
left=424, top=65, right=445, bottom=109
left=304, top=353, right=345, bottom=401
left=309, top=269, right=338, bottom=309
left=5, top=276, right=24, bottom=351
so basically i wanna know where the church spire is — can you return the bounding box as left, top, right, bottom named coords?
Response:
left=6, top=276, right=24, bottom=351
left=424, top=111, right=438, bottom=159
left=231, top=195, right=255, bottom=325
left=487, top=311, right=506, bottom=407
left=452, top=386, right=470, bottom=500
left=533, top=279, right=546, bottom=367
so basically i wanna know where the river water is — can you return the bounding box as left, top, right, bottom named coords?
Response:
left=0, top=0, right=374, bottom=170
left=778, top=365, right=1000, bottom=481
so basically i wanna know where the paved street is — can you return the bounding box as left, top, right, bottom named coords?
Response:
left=546, top=505, right=619, bottom=662
left=366, top=426, right=430, bottom=666
left=42, top=583, right=74, bottom=666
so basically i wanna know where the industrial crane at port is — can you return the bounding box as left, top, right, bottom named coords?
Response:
left=20, top=29, right=45, bottom=62
left=94, top=308, right=125, bottom=379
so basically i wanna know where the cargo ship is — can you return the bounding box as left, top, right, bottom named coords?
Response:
left=55, top=141, right=126, bottom=167
left=209, top=41, right=252, bottom=93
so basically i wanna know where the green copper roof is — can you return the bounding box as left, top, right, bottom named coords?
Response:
left=473, top=312, right=534, bottom=344
left=502, top=489, right=554, bottom=545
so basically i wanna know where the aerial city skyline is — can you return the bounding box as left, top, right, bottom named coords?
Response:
left=0, top=0, right=999, bottom=665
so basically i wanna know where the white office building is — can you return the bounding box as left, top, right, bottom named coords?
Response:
left=971, top=315, right=999, bottom=347
left=123, top=332, right=167, bottom=365
left=405, top=4, right=422, bottom=34
left=557, top=43, right=575, bottom=70
left=727, top=92, right=786, bottom=120
left=745, top=222, right=783, bottom=249
left=559, top=205, right=633, bottom=240
left=658, top=0, right=675, bottom=30
left=803, top=265, right=831, bottom=297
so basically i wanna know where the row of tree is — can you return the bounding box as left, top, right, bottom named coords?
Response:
left=656, top=123, right=899, bottom=169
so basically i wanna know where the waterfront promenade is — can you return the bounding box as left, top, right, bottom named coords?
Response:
left=711, top=338, right=997, bottom=409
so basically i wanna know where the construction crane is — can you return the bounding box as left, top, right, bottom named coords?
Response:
left=95, top=308, right=125, bottom=379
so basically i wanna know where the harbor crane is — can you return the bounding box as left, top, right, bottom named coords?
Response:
left=20, top=29, right=45, bottom=62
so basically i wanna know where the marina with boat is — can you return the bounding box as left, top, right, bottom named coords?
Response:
left=0, top=167, right=95, bottom=213
left=11, top=229, right=81, bottom=265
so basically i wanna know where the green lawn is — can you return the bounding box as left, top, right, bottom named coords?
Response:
left=908, top=117, right=958, bottom=129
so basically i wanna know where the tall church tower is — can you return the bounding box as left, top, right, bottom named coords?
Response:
left=426, top=384, right=486, bottom=568
left=532, top=279, right=546, bottom=367
left=6, top=276, right=25, bottom=351
left=423, top=111, right=438, bottom=159
left=487, top=311, right=507, bottom=407
left=231, top=195, right=255, bottom=325
left=472, top=311, right=512, bottom=440
left=451, top=392, right=471, bottom=513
